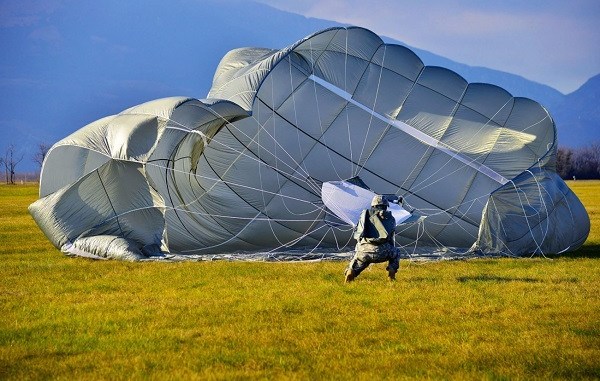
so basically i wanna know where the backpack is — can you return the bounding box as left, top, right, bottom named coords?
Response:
left=360, top=210, right=391, bottom=244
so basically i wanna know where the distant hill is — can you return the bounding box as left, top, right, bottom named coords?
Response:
left=0, top=0, right=597, bottom=171
left=552, top=74, right=600, bottom=147
left=386, top=41, right=566, bottom=111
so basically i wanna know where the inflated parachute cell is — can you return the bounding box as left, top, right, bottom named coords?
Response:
left=30, top=26, right=590, bottom=261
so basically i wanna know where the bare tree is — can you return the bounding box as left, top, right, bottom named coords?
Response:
left=556, top=147, right=573, bottom=179
left=559, top=142, right=600, bottom=180
left=3, top=144, right=24, bottom=184
left=33, top=142, right=51, bottom=171
left=0, top=156, right=5, bottom=184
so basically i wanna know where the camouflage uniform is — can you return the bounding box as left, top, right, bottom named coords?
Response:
left=345, top=195, right=400, bottom=282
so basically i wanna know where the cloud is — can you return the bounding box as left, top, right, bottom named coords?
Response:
left=0, top=77, right=47, bottom=88
left=90, top=35, right=130, bottom=54
left=29, top=25, right=61, bottom=44
left=0, top=0, right=62, bottom=28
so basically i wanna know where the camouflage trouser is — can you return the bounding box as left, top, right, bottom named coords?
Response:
left=345, top=242, right=400, bottom=278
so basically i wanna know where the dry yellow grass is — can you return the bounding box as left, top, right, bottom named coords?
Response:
left=0, top=182, right=598, bottom=380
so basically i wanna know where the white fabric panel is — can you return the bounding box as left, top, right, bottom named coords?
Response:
left=321, top=180, right=412, bottom=227
left=211, top=47, right=276, bottom=88
left=121, top=97, right=188, bottom=119
left=297, top=142, right=356, bottom=183
left=454, top=172, right=500, bottom=226
left=362, top=126, right=433, bottom=190
left=476, top=169, right=589, bottom=254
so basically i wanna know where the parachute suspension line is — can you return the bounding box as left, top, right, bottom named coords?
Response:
left=215, top=43, right=341, bottom=255
left=398, top=217, right=427, bottom=261
left=331, top=223, right=355, bottom=251
left=343, top=30, right=355, bottom=176
left=162, top=105, right=322, bottom=211
left=500, top=166, right=552, bottom=258
left=509, top=176, right=545, bottom=256
left=354, top=45, right=387, bottom=179
left=257, top=86, right=287, bottom=247
left=168, top=105, right=344, bottom=252
left=263, top=71, right=323, bottom=246
left=233, top=114, right=322, bottom=197
left=305, top=225, right=334, bottom=255
left=287, top=56, right=314, bottom=195
left=145, top=160, right=325, bottom=215
left=394, top=94, right=513, bottom=234
left=486, top=196, right=515, bottom=256
left=265, top=223, right=329, bottom=253
left=173, top=108, right=320, bottom=199
left=558, top=167, right=579, bottom=253
left=527, top=164, right=552, bottom=258
left=307, top=38, right=346, bottom=182
left=402, top=85, right=470, bottom=196
left=178, top=211, right=264, bottom=253
left=206, top=119, right=344, bottom=254
left=103, top=203, right=330, bottom=224
left=403, top=85, right=497, bottom=197
left=520, top=114, right=551, bottom=133
left=95, top=169, right=125, bottom=238
left=308, top=74, right=510, bottom=188
left=264, top=63, right=320, bottom=220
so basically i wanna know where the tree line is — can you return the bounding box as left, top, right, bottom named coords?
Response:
left=0, top=143, right=49, bottom=184
left=556, top=143, right=600, bottom=180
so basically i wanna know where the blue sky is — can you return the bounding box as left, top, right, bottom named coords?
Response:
left=1, top=0, right=598, bottom=93
left=256, top=0, right=600, bottom=93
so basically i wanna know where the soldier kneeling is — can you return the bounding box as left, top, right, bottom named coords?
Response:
left=345, top=195, right=400, bottom=283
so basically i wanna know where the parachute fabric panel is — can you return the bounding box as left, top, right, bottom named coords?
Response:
left=30, top=160, right=165, bottom=251
left=31, top=26, right=589, bottom=260
left=475, top=168, right=590, bottom=255
left=321, top=180, right=412, bottom=226
left=30, top=97, right=250, bottom=259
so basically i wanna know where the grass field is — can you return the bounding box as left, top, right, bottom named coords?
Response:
left=1, top=182, right=599, bottom=380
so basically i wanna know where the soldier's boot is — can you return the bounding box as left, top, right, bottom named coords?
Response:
left=388, top=270, right=397, bottom=281
left=345, top=269, right=355, bottom=283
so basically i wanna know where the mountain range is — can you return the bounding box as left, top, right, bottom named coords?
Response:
left=1, top=0, right=598, bottom=171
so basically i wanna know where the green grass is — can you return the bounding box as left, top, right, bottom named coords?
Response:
left=1, top=181, right=599, bottom=380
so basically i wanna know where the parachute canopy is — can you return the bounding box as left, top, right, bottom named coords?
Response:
left=29, top=26, right=590, bottom=261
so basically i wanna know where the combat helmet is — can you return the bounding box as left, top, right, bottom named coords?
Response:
left=371, top=195, right=389, bottom=208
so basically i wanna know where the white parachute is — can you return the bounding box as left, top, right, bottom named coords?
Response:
left=29, top=26, right=590, bottom=261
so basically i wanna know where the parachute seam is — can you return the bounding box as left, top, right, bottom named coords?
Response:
left=261, top=98, right=480, bottom=229
left=95, top=167, right=125, bottom=238
left=216, top=122, right=334, bottom=243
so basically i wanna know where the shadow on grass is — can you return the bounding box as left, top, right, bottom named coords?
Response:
left=457, top=275, right=542, bottom=283
left=547, top=244, right=600, bottom=259
left=456, top=275, right=579, bottom=284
